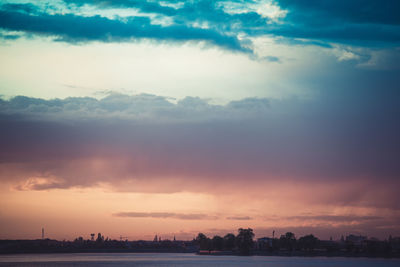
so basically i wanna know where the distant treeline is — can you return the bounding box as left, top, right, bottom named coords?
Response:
left=196, top=228, right=253, bottom=255
left=1, top=228, right=400, bottom=258
left=195, top=228, right=400, bottom=257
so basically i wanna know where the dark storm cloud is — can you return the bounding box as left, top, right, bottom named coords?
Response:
left=0, top=8, right=247, bottom=52
left=278, top=0, right=400, bottom=25
left=64, top=0, right=270, bottom=29
left=1, top=1, right=400, bottom=52
left=269, top=0, right=400, bottom=46
left=268, top=24, right=400, bottom=46
left=64, top=0, right=400, bottom=46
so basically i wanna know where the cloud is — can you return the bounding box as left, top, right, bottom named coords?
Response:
left=268, top=22, right=400, bottom=46
left=226, top=216, right=253, bottom=220
left=271, top=0, right=400, bottom=46
left=278, top=0, right=400, bottom=25
left=0, top=93, right=274, bottom=121
left=197, top=213, right=400, bottom=239
left=13, top=176, right=68, bottom=191
left=113, top=212, right=218, bottom=220
left=1, top=0, right=399, bottom=54
left=0, top=7, right=248, bottom=53
left=201, top=214, right=399, bottom=239
left=0, top=3, right=38, bottom=14
left=60, top=0, right=400, bottom=47
left=262, top=55, right=280, bottom=62
left=0, top=32, right=21, bottom=40
left=65, top=0, right=179, bottom=14
left=255, top=214, right=400, bottom=239
left=285, top=215, right=382, bottom=223
left=64, top=0, right=271, bottom=29
left=0, top=89, right=399, bottom=211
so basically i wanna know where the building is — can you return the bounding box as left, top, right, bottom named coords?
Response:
left=257, top=237, right=273, bottom=250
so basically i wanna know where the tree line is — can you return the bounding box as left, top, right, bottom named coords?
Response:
left=196, top=228, right=255, bottom=255
left=195, top=229, right=400, bottom=256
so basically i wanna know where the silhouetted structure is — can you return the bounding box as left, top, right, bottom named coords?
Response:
left=195, top=229, right=400, bottom=258
left=1, top=229, right=400, bottom=258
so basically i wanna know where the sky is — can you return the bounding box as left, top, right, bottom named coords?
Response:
left=0, top=0, right=399, bottom=241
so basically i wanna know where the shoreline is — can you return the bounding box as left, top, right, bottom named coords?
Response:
left=0, top=250, right=399, bottom=259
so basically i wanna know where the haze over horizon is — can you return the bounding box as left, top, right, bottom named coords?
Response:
left=0, top=0, right=399, bottom=241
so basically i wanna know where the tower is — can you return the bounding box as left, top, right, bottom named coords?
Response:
left=42, top=227, right=44, bottom=239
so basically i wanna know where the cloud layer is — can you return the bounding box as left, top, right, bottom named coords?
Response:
left=0, top=7, right=246, bottom=52
left=0, top=89, right=399, bottom=211
left=1, top=0, right=399, bottom=53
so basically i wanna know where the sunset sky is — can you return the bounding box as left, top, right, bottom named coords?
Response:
left=0, top=0, right=399, bottom=241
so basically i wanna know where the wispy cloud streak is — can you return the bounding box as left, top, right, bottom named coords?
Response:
left=114, top=212, right=218, bottom=220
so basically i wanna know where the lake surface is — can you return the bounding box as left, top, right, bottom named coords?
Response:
left=0, top=253, right=399, bottom=266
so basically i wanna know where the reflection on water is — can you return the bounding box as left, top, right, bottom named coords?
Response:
left=0, top=253, right=399, bottom=266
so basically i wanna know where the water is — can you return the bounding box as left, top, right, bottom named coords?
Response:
left=0, top=253, right=399, bottom=266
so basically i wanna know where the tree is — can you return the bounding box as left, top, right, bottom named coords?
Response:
left=212, top=235, right=224, bottom=251
left=223, top=233, right=236, bottom=251
left=284, top=232, right=295, bottom=240
left=298, top=234, right=319, bottom=251
left=236, top=228, right=254, bottom=255
left=279, top=232, right=296, bottom=251
left=196, top=233, right=211, bottom=250
left=96, top=233, right=104, bottom=243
